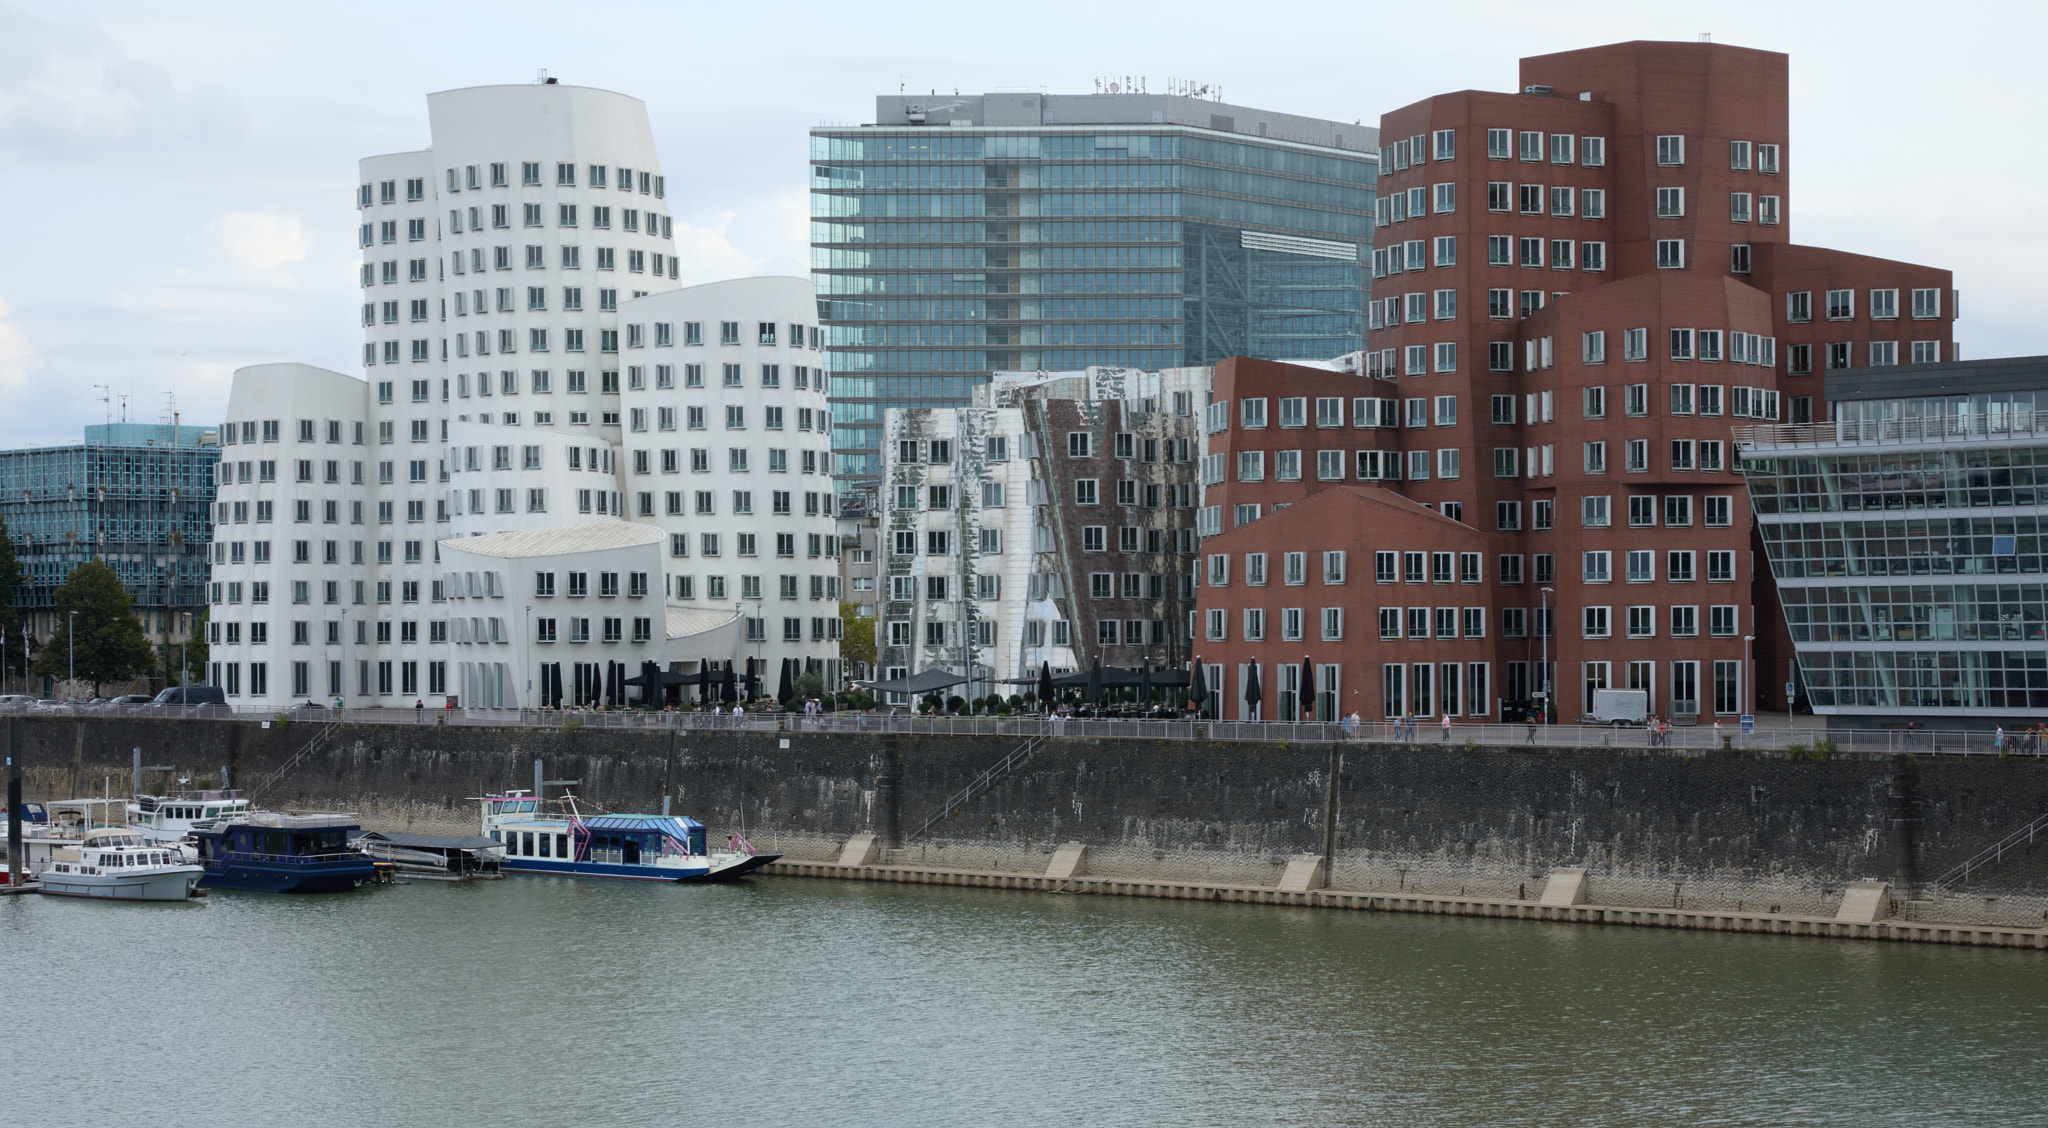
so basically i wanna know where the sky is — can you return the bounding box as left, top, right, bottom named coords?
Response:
left=1, top=0, right=2042, bottom=447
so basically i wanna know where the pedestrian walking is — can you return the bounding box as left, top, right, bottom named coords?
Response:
left=1525, top=713, right=1538, bottom=744
left=1905, top=722, right=1919, bottom=751
left=415, top=698, right=424, bottom=723
left=1441, top=714, right=1452, bottom=742
left=1994, top=725, right=2005, bottom=753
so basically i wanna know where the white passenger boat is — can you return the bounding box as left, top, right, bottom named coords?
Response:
left=129, top=790, right=252, bottom=848
left=33, top=826, right=205, bottom=901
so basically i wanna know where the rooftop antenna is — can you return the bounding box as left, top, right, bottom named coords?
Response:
left=536, top=67, right=548, bottom=84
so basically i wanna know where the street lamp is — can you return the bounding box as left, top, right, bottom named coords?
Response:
left=523, top=604, right=533, bottom=712
left=180, top=612, right=191, bottom=691
left=1539, top=587, right=1554, bottom=724
left=67, top=610, right=77, bottom=702
left=1743, top=634, right=1756, bottom=721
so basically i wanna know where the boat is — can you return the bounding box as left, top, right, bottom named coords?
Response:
left=481, top=791, right=780, bottom=882
left=189, top=811, right=383, bottom=893
left=32, top=826, right=205, bottom=901
left=129, top=789, right=253, bottom=849
left=353, top=831, right=504, bottom=880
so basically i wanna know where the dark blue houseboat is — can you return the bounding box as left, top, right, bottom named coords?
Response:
left=190, top=812, right=380, bottom=893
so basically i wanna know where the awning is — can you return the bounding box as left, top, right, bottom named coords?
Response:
left=854, top=668, right=971, bottom=695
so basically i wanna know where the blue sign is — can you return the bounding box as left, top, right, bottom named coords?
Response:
left=1740, top=714, right=1755, bottom=734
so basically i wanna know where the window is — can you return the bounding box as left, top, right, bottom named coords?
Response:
left=1623, top=328, right=1647, bottom=361
left=1656, top=135, right=1684, bottom=165
left=1710, top=606, right=1738, bottom=638
left=1669, top=551, right=1695, bottom=583
left=1581, top=495, right=1610, bottom=528
left=1707, top=550, right=1735, bottom=583
left=1912, top=288, right=1942, bottom=319
left=1870, top=288, right=1899, bottom=320
left=1583, top=551, right=1611, bottom=584
left=1656, top=187, right=1684, bottom=217
left=1665, top=495, right=1694, bottom=527
left=1656, top=240, right=1684, bottom=269
left=1827, top=289, right=1854, bottom=320
left=1730, top=245, right=1751, bottom=274
left=1671, top=606, right=1698, bottom=638
left=1583, top=441, right=1606, bottom=474
left=1583, top=606, right=1611, bottom=638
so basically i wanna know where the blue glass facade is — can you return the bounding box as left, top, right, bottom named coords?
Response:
left=812, top=120, right=1376, bottom=492
left=0, top=424, right=218, bottom=639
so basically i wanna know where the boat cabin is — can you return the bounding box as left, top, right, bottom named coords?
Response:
left=192, top=814, right=357, bottom=863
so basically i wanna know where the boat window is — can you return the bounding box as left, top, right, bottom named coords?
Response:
left=556, top=834, right=569, bottom=858
left=521, top=832, right=534, bottom=856
left=520, top=801, right=537, bottom=813
left=538, top=834, right=551, bottom=858
left=488, top=830, right=500, bottom=842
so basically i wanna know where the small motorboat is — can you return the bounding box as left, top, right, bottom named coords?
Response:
left=33, top=826, right=205, bottom=902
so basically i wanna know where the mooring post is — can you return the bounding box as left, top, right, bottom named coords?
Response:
left=1890, top=753, right=1920, bottom=900
left=877, top=733, right=902, bottom=850
left=8, top=719, right=22, bottom=888
left=1319, top=745, right=1341, bottom=889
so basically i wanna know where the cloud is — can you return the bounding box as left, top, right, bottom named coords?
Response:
left=206, top=211, right=312, bottom=276
left=0, top=298, right=31, bottom=396
left=673, top=211, right=766, bottom=285
left=0, top=2, right=247, bottom=166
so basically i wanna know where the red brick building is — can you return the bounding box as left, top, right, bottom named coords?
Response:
left=1193, top=41, right=1956, bottom=722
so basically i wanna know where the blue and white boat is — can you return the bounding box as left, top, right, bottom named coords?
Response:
left=189, top=811, right=382, bottom=893
left=482, top=792, right=779, bottom=882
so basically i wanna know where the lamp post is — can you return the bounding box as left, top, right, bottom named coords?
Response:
left=1743, top=633, right=1755, bottom=724
left=1539, top=587, right=1553, bottom=724
left=523, top=604, right=533, bottom=712
left=180, top=611, right=190, bottom=690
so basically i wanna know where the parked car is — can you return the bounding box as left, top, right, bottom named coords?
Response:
left=81, top=698, right=113, bottom=709
left=151, top=685, right=227, bottom=707
left=108, top=694, right=155, bottom=706
left=0, top=695, right=36, bottom=711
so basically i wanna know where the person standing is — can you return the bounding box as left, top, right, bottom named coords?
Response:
left=1441, top=713, right=1452, bottom=742
left=415, top=698, right=424, bottom=724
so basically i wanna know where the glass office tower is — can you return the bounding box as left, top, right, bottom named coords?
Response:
left=812, top=92, right=1378, bottom=497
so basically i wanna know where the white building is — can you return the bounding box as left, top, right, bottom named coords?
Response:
left=617, top=276, right=843, bottom=683
left=206, top=82, right=840, bottom=709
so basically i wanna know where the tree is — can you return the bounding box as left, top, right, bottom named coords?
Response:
left=32, top=560, right=156, bottom=696
left=0, top=516, right=23, bottom=684
left=837, top=599, right=875, bottom=672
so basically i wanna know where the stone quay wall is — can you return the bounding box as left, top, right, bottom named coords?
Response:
left=8, top=715, right=2047, bottom=928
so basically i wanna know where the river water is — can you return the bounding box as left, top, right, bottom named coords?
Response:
left=5, top=875, right=2043, bottom=1127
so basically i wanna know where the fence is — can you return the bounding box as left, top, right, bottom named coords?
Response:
left=5, top=701, right=2040, bottom=757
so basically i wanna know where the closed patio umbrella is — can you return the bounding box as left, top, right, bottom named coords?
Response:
left=1188, top=659, right=1209, bottom=713
left=721, top=663, right=738, bottom=704
left=1038, top=661, right=1054, bottom=712
left=1300, top=656, right=1316, bottom=718
left=1087, top=660, right=1104, bottom=706
left=778, top=656, right=796, bottom=708
left=1139, top=661, right=1152, bottom=708
left=1245, top=662, right=1263, bottom=720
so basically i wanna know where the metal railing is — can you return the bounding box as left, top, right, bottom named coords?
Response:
left=1927, top=810, right=2048, bottom=891
left=908, top=732, right=1049, bottom=842
left=5, top=701, right=2043, bottom=756
left=1736, top=414, right=2048, bottom=451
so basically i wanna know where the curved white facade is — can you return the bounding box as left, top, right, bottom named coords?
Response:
left=618, top=277, right=843, bottom=683
left=446, top=421, right=621, bottom=537
left=211, top=363, right=395, bottom=702
left=210, top=85, right=841, bottom=711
